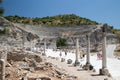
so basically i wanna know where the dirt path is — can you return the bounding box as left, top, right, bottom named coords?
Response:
left=46, top=56, right=111, bottom=80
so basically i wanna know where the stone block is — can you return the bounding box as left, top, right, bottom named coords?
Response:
left=83, top=64, right=93, bottom=70
left=74, top=61, right=80, bottom=66
left=99, top=68, right=109, bottom=75
left=67, top=59, right=72, bottom=64
left=61, top=58, right=65, bottom=62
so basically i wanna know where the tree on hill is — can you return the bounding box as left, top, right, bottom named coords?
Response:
left=114, top=29, right=120, bottom=43
left=56, top=38, right=68, bottom=49
left=0, top=0, right=4, bottom=16
left=0, top=27, right=10, bottom=34
left=5, top=14, right=99, bottom=26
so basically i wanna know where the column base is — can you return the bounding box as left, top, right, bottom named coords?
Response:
left=99, top=68, right=109, bottom=75
left=83, top=63, right=93, bottom=70
left=74, top=60, right=80, bottom=66
left=42, top=53, right=46, bottom=56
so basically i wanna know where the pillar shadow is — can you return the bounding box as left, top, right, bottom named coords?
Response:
left=91, top=74, right=104, bottom=76
left=77, top=69, right=84, bottom=71
left=68, top=64, right=74, bottom=67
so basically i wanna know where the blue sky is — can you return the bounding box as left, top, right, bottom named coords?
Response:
left=2, top=0, right=120, bottom=29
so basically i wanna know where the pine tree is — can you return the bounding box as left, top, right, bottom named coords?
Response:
left=0, top=0, right=4, bottom=16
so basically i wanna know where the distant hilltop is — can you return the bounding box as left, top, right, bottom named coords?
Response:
left=1, top=14, right=120, bottom=43
left=4, top=14, right=99, bottom=26
left=0, top=16, right=39, bottom=42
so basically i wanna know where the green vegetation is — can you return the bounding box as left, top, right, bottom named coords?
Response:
left=0, top=0, right=4, bottom=16
left=113, top=29, right=120, bottom=43
left=106, top=26, right=120, bottom=43
left=0, top=27, right=10, bottom=34
left=5, top=14, right=99, bottom=26
left=56, top=38, right=68, bottom=48
left=0, top=0, right=2, bottom=3
left=4, top=14, right=120, bottom=42
left=3, top=27, right=10, bottom=34
left=0, top=7, right=4, bottom=16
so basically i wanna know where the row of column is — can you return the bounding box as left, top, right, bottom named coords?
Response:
left=42, top=32, right=108, bottom=73
left=75, top=31, right=108, bottom=75
left=42, top=24, right=109, bottom=75
left=75, top=34, right=92, bottom=69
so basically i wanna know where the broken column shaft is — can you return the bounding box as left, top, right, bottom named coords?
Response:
left=0, top=59, right=5, bottom=80
left=42, top=38, right=46, bottom=56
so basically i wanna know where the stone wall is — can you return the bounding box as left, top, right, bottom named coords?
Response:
left=7, top=49, right=42, bottom=63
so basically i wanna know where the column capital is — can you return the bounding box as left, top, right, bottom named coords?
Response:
left=102, top=32, right=107, bottom=37
left=86, top=33, right=91, bottom=37
left=86, top=33, right=91, bottom=41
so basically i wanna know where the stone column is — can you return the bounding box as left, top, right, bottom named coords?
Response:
left=74, top=38, right=80, bottom=66
left=22, top=32, right=25, bottom=47
left=33, top=41, right=36, bottom=52
left=54, top=39, right=57, bottom=50
left=83, top=34, right=93, bottom=70
left=5, top=46, right=8, bottom=63
left=99, top=24, right=109, bottom=75
left=3, top=42, right=8, bottom=62
left=23, top=34, right=26, bottom=51
left=86, top=34, right=90, bottom=64
left=102, top=33, right=107, bottom=68
left=30, top=41, right=32, bottom=51
left=0, top=59, right=5, bottom=80
left=43, top=38, right=46, bottom=55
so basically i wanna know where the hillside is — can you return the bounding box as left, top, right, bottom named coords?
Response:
left=0, top=15, right=119, bottom=80
left=0, top=16, right=39, bottom=43
left=5, top=14, right=99, bottom=26
left=1, top=14, right=120, bottom=45
left=114, top=29, right=120, bottom=43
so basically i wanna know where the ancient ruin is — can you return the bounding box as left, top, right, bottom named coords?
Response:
left=0, top=16, right=118, bottom=80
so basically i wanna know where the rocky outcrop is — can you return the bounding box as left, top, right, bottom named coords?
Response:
left=0, top=16, right=117, bottom=51
left=7, top=49, right=42, bottom=62
left=4, top=47, right=79, bottom=80
left=13, top=23, right=116, bottom=46
left=0, top=16, right=39, bottom=42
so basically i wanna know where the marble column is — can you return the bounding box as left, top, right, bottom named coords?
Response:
left=3, top=42, right=8, bottom=62
left=83, top=34, right=93, bottom=70
left=99, top=24, right=109, bottom=75
left=22, top=31, right=27, bottom=51
left=0, top=59, right=5, bottom=80
left=74, top=38, right=80, bottom=66
left=102, top=33, right=107, bottom=68
left=86, top=34, right=90, bottom=64
left=33, top=41, right=36, bottom=52
left=5, top=45, right=8, bottom=63
left=30, top=41, right=32, bottom=51
left=44, top=38, right=46, bottom=55
left=54, top=39, right=57, bottom=50
left=22, top=32, right=25, bottom=47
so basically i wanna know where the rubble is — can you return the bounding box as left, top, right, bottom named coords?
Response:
left=67, top=59, right=72, bottom=64
left=61, top=58, right=65, bottom=62
left=7, top=48, right=43, bottom=62
left=0, top=47, right=79, bottom=80
left=0, top=15, right=116, bottom=80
